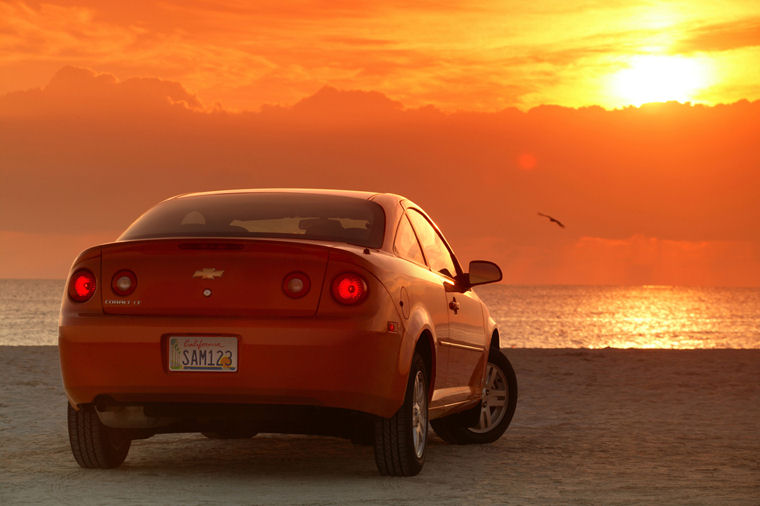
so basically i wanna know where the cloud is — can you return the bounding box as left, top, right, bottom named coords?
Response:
left=676, top=17, right=760, bottom=53
left=0, top=1, right=144, bottom=64
left=556, top=235, right=760, bottom=286
left=0, top=66, right=202, bottom=116
left=321, top=36, right=396, bottom=46
left=288, top=86, right=404, bottom=121
left=1, top=67, right=759, bottom=284
left=4, top=1, right=759, bottom=111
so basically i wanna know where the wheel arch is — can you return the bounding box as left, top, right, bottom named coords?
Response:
left=413, top=329, right=436, bottom=399
left=489, top=328, right=500, bottom=352
left=398, top=299, right=437, bottom=377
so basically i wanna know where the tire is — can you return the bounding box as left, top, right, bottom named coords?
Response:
left=374, top=353, right=428, bottom=476
left=431, top=349, right=517, bottom=444
left=67, top=403, right=131, bottom=468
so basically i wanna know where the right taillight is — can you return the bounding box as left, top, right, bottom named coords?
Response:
left=331, top=272, right=368, bottom=305
left=68, top=269, right=97, bottom=302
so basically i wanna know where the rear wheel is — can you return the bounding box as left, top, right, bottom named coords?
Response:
left=431, top=349, right=517, bottom=444
left=374, top=353, right=428, bottom=476
left=67, top=404, right=131, bottom=468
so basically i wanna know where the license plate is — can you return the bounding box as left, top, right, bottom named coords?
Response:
left=168, top=336, right=238, bottom=372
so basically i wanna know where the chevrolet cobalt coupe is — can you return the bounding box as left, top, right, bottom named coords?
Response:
left=59, top=189, right=517, bottom=476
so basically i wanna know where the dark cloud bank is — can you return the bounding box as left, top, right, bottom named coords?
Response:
left=2, top=67, right=759, bottom=283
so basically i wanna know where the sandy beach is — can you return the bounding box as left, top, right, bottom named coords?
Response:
left=1, top=346, right=758, bottom=505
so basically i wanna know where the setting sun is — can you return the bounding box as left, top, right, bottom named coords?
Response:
left=610, top=55, right=712, bottom=106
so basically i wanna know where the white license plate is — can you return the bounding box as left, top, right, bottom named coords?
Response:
left=168, top=336, right=238, bottom=372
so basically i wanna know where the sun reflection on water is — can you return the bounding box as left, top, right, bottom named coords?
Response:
left=591, top=286, right=716, bottom=348
left=476, top=285, right=760, bottom=349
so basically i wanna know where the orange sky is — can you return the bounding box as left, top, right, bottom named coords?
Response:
left=3, top=1, right=760, bottom=110
left=1, top=1, right=759, bottom=285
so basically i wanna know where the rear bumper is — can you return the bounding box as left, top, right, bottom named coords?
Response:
left=59, top=314, right=407, bottom=418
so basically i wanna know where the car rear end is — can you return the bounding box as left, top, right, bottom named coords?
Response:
left=59, top=192, right=408, bottom=433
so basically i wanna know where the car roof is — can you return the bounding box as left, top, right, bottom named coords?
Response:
left=172, top=188, right=393, bottom=201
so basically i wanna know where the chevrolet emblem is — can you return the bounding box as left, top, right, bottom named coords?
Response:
left=193, top=268, right=224, bottom=280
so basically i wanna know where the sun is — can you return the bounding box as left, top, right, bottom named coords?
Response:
left=610, top=55, right=711, bottom=106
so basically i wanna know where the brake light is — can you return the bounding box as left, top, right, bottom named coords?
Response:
left=282, top=271, right=311, bottom=298
left=69, top=269, right=97, bottom=302
left=111, top=270, right=137, bottom=296
left=331, top=272, right=368, bottom=305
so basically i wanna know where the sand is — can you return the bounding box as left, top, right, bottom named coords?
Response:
left=1, top=346, right=758, bottom=505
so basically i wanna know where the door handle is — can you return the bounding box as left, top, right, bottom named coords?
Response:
left=448, top=297, right=460, bottom=314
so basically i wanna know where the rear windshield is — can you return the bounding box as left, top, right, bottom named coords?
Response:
left=119, top=193, right=386, bottom=248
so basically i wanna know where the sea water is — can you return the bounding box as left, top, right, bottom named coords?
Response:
left=1, top=279, right=759, bottom=348
left=476, top=284, right=760, bottom=349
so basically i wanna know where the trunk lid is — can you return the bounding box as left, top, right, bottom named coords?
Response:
left=101, top=239, right=329, bottom=317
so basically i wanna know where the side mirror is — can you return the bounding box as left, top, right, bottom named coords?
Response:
left=468, top=260, right=502, bottom=287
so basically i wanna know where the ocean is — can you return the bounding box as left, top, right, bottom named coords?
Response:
left=1, top=279, right=758, bottom=348
left=476, top=284, right=760, bottom=349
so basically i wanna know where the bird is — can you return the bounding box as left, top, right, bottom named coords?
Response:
left=538, top=212, right=565, bottom=228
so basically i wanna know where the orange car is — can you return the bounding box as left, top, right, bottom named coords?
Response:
left=59, top=189, right=517, bottom=476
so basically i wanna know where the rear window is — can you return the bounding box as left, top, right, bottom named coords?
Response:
left=119, top=193, right=386, bottom=248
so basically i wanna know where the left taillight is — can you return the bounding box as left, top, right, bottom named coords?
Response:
left=68, top=269, right=97, bottom=302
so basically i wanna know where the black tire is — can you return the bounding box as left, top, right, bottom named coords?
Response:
left=431, top=349, right=517, bottom=444
left=374, top=353, right=428, bottom=476
left=67, top=403, right=131, bottom=468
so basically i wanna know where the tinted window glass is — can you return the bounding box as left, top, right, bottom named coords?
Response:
left=119, top=193, right=386, bottom=248
left=394, top=214, right=425, bottom=265
left=406, top=210, right=458, bottom=278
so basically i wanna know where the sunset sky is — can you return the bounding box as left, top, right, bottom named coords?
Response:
left=3, top=0, right=760, bottom=110
left=1, top=0, right=759, bottom=285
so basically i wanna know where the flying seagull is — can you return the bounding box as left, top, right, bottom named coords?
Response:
left=538, top=212, right=565, bottom=228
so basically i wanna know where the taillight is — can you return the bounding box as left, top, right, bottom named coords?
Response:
left=111, top=270, right=137, bottom=296
left=282, top=271, right=311, bottom=298
left=331, top=272, right=368, bottom=305
left=68, top=269, right=97, bottom=302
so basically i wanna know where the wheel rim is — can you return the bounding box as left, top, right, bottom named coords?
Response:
left=411, top=370, right=427, bottom=458
left=469, top=361, right=508, bottom=434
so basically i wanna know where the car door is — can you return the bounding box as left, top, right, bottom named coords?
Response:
left=391, top=212, right=452, bottom=391
left=443, top=281, right=487, bottom=393
left=406, top=209, right=487, bottom=400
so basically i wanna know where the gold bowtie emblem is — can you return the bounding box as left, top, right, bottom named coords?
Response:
left=193, top=268, right=224, bottom=280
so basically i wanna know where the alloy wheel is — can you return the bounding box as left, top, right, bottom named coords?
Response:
left=469, top=362, right=508, bottom=433
left=411, top=370, right=428, bottom=458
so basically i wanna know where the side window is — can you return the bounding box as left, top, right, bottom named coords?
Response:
left=393, top=214, right=426, bottom=265
left=407, top=210, right=458, bottom=279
